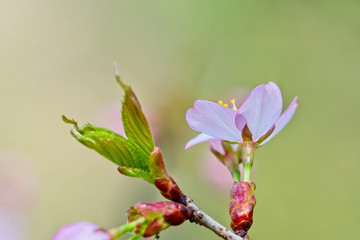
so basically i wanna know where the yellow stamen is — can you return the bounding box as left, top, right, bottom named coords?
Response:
left=230, top=99, right=235, bottom=103
left=218, top=100, right=224, bottom=105
left=223, top=104, right=229, bottom=107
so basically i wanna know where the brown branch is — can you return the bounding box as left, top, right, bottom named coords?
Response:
left=181, top=195, right=248, bottom=240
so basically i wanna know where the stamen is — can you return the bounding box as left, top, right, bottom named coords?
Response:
left=231, top=99, right=237, bottom=111
left=218, top=99, right=237, bottom=110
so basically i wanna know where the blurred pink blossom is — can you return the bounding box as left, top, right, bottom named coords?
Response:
left=52, top=222, right=110, bottom=240
left=201, top=151, right=234, bottom=189
left=0, top=150, right=38, bottom=240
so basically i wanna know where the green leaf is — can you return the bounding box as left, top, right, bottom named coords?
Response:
left=62, top=67, right=164, bottom=185
left=63, top=116, right=149, bottom=171
left=118, top=166, right=154, bottom=184
left=115, top=68, right=155, bottom=156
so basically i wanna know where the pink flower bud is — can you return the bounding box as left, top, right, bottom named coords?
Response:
left=52, top=222, right=111, bottom=240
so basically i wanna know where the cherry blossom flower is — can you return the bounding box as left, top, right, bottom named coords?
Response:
left=185, top=82, right=298, bottom=148
left=52, top=222, right=111, bottom=240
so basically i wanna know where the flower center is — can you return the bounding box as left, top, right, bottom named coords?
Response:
left=218, top=99, right=238, bottom=111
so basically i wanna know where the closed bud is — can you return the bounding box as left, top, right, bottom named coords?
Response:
left=149, top=148, right=184, bottom=202
left=154, top=176, right=183, bottom=202
left=127, top=202, right=190, bottom=237
left=229, top=181, right=256, bottom=237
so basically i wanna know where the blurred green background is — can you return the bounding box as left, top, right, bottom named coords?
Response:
left=1, top=0, right=359, bottom=239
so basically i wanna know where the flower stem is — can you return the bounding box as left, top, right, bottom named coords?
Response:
left=126, top=235, right=141, bottom=240
left=107, top=221, right=137, bottom=239
left=241, top=141, right=255, bottom=182
left=243, top=163, right=252, bottom=182
left=230, top=168, right=241, bottom=183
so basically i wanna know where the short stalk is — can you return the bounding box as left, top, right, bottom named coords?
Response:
left=243, top=163, right=252, bottom=182
left=126, top=235, right=141, bottom=240
left=241, top=141, right=256, bottom=182
left=108, top=221, right=137, bottom=239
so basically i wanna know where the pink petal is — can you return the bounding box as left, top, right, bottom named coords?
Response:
left=185, top=133, right=218, bottom=149
left=259, top=96, right=298, bottom=146
left=186, top=100, right=242, bottom=142
left=235, top=113, right=247, bottom=133
left=209, top=140, right=225, bottom=155
left=52, top=222, right=110, bottom=240
left=238, top=82, right=283, bottom=141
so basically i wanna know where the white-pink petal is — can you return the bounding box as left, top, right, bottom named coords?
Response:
left=259, top=96, right=298, bottom=146
left=186, top=100, right=242, bottom=142
left=209, top=140, right=225, bottom=155
left=237, top=82, right=283, bottom=141
left=185, top=133, right=218, bottom=149
left=235, top=113, right=247, bottom=133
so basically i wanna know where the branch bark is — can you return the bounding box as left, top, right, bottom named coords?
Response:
left=181, top=195, right=248, bottom=240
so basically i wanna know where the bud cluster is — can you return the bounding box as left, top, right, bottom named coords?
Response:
left=127, top=201, right=191, bottom=237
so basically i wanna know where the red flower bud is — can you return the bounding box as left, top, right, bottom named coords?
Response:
left=148, top=147, right=184, bottom=202
left=229, top=181, right=256, bottom=237
left=154, top=176, right=183, bottom=202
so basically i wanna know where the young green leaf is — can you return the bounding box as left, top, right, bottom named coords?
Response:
left=63, top=117, right=149, bottom=171
left=115, top=69, right=155, bottom=156
left=117, top=166, right=154, bottom=184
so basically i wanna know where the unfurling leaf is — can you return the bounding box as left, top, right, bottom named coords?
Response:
left=115, top=69, right=155, bottom=156
left=62, top=70, right=181, bottom=192
left=117, top=166, right=153, bottom=184
left=63, top=118, right=149, bottom=171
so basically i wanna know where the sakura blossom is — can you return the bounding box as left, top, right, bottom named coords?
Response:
left=186, top=82, right=298, bottom=148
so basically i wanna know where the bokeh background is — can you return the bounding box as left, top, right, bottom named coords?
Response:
left=1, top=0, right=359, bottom=239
